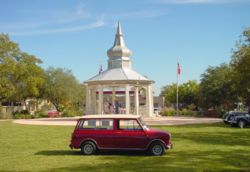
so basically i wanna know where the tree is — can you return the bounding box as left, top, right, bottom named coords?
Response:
left=0, top=34, right=19, bottom=102
left=161, top=80, right=199, bottom=108
left=180, top=80, right=199, bottom=106
left=0, top=34, right=45, bottom=105
left=230, top=28, right=250, bottom=104
left=199, top=63, right=237, bottom=110
left=42, top=67, right=85, bottom=112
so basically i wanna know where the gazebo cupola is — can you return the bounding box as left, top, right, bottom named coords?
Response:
left=107, top=22, right=132, bottom=69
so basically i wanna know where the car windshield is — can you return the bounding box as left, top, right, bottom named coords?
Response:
left=138, top=117, right=149, bottom=130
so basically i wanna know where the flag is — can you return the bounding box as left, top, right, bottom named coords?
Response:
left=177, top=62, right=181, bottom=75
left=99, top=65, right=103, bottom=74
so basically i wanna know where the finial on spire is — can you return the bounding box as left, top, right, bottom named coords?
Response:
left=116, top=21, right=122, bottom=36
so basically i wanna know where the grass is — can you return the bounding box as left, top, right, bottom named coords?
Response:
left=0, top=121, right=250, bottom=172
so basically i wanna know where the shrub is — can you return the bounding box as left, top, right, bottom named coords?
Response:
left=14, top=113, right=33, bottom=119
left=161, top=107, right=204, bottom=117
left=180, top=109, right=193, bottom=116
left=61, top=108, right=82, bottom=117
left=0, top=105, right=3, bottom=119
left=12, top=109, right=36, bottom=119
left=161, top=107, right=176, bottom=116
left=34, top=110, right=48, bottom=118
left=187, top=104, right=197, bottom=111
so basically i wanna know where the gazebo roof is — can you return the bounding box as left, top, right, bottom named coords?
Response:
left=85, top=67, right=153, bottom=84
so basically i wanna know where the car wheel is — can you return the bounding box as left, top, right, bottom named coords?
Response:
left=238, top=120, right=246, bottom=129
left=81, top=141, right=96, bottom=155
left=149, top=142, right=165, bottom=156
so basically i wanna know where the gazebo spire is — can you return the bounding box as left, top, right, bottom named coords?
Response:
left=114, top=22, right=125, bottom=47
left=107, top=22, right=132, bottom=59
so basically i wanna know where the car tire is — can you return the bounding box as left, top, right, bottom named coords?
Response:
left=238, top=120, right=246, bottom=129
left=149, top=142, right=165, bottom=156
left=81, top=141, right=96, bottom=155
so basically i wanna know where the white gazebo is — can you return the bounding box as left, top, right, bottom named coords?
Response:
left=84, top=22, right=155, bottom=117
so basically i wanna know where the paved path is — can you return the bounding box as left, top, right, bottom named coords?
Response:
left=13, top=116, right=222, bottom=126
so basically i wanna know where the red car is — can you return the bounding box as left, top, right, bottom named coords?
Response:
left=69, top=115, right=172, bottom=156
left=47, top=110, right=59, bottom=118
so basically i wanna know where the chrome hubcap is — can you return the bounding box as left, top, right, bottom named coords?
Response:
left=239, top=121, right=244, bottom=128
left=84, top=144, right=93, bottom=154
left=152, top=145, right=163, bottom=155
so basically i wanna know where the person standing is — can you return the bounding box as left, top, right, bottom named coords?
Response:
left=115, top=100, right=120, bottom=114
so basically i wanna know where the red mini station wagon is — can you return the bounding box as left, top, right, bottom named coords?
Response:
left=69, top=115, right=172, bottom=156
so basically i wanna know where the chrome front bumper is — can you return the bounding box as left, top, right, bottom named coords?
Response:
left=166, top=144, right=173, bottom=149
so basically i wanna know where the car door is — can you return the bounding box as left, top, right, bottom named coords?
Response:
left=77, top=119, right=116, bottom=149
left=113, top=119, right=149, bottom=149
left=94, top=119, right=117, bottom=148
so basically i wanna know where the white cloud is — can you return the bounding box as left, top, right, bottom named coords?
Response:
left=9, top=19, right=105, bottom=36
left=0, top=3, right=97, bottom=35
left=0, top=3, right=169, bottom=36
left=103, top=9, right=168, bottom=22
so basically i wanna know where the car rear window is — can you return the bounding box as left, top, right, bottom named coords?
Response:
left=77, top=119, right=113, bottom=130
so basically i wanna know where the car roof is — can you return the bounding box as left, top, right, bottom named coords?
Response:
left=229, top=111, right=247, bottom=114
left=78, top=114, right=141, bottom=120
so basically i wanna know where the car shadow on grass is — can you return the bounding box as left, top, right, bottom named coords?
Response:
left=35, top=150, right=82, bottom=156
left=35, top=150, right=149, bottom=156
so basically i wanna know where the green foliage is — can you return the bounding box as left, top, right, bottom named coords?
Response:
left=42, top=67, right=86, bottom=113
left=0, top=104, right=2, bottom=118
left=199, top=28, right=250, bottom=110
left=161, top=107, right=202, bottom=116
left=0, top=34, right=45, bottom=104
left=161, top=107, right=176, bottom=116
left=0, top=34, right=85, bottom=116
left=61, top=110, right=77, bottom=117
left=231, top=28, right=250, bottom=103
left=12, top=110, right=33, bottom=119
left=199, top=63, right=237, bottom=110
left=187, top=103, right=196, bottom=111
left=34, top=110, right=48, bottom=118
left=161, top=80, right=199, bottom=107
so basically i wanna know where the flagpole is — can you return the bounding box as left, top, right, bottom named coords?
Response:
left=176, top=63, right=179, bottom=116
left=176, top=59, right=180, bottom=116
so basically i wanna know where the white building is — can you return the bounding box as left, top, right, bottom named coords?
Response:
left=84, top=22, right=155, bottom=117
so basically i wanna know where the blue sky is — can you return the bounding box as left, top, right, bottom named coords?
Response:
left=1, top=0, right=250, bottom=95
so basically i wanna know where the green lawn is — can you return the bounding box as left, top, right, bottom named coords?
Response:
left=0, top=121, right=250, bottom=172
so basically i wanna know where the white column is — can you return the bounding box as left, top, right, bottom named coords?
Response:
left=98, top=85, right=103, bottom=114
left=134, top=87, right=139, bottom=115
left=146, top=85, right=154, bottom=117
left=125, top=84, right=130, bottom=114
left=86, top=86, right=91, bottom=115
left=151, top=84, right=154, bottom=116
left=112, top=87, right=116, bottom=106
left=91, top=88, right=96, bottom=114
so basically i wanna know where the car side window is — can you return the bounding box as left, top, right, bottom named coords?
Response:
left=78, top=119, right=113, bottom=130
left=100, top=119, right=113, bottom=130
left=119, top=119, right=142, bottom=130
